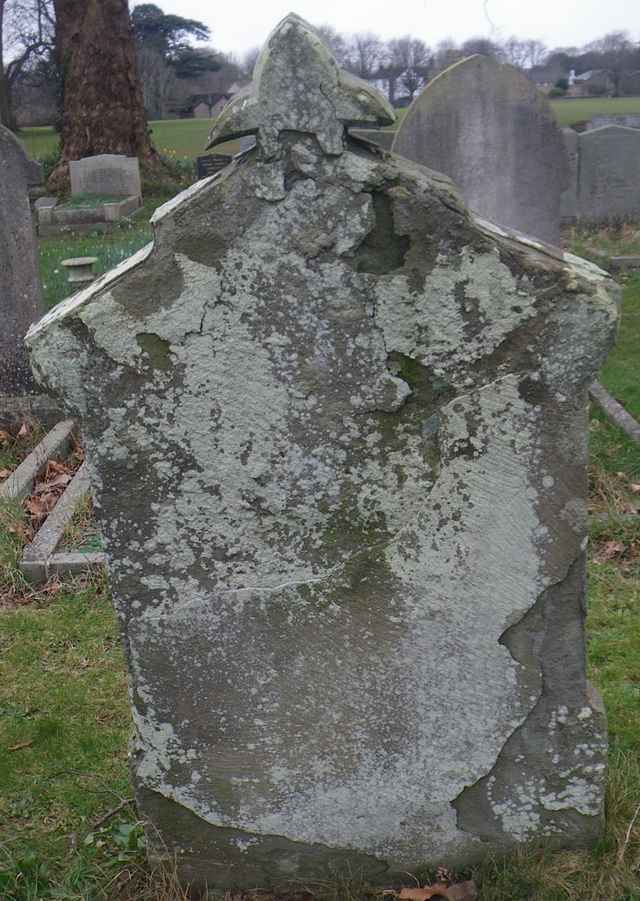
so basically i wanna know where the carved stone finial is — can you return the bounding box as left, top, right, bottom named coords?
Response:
left=207, top=13, right=395, bottom=158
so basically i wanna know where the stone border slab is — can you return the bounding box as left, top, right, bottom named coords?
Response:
left=0, top=419, right=75, bottom=501
left=610, top=255, right=640, bottom=272
left=590, top=380, right=640, bottom=444
left=19, top=462, right=107, bottom=582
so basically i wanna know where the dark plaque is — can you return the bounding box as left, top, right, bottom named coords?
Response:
left=196, top=154, right=232, bottom=180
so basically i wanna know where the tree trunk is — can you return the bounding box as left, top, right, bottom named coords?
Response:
left=49, top=0, right=155, bottom=189
left=0, top=0, right=11, bottom=127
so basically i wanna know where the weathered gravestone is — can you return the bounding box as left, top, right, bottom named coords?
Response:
left=69, top=153, right=141, bottom=200
left=576, top=126, right=640, bottom=224
left=392, top=55, right=569, bottom=246
left=0, top=124, right=44, bottom=399
left=28, top=14, right=618, bottom=891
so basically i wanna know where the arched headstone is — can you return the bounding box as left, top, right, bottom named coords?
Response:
left=392, top=55, right=569, bottom=245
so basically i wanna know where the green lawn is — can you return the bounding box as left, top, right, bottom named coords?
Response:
left=18, top=119, right=239, bottom=162
left=17, top=97, right=640, bottom=161
left=550, top=96, right=640, bottom=126
left=37, top=196, right=164, bottom=309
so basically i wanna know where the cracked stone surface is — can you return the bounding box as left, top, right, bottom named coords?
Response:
left=27, top=14, right=618, bottom=892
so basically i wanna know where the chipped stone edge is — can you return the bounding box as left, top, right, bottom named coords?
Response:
left=25, top=243, right=154, bottom=340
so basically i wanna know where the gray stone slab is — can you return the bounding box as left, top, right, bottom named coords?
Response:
left=560, top=127, right=579, bottom=222
left=21, top=462, right=90, bottom=561
left=588, top=114, right=640, bottom=130
left=69, top=153, right=141, bottom=198
left=350, top=128, right=395, bottom=150
left=590, top=380, right=640, bottom=444
left=27, top=15, right=617, bottom=891
left=0, top=124, right=45, bottom=396
left=0, top=419, right=75, bottom=501
left=577, top=126, right=640, bottom=224
left=392, top=55, right=569, bottom=246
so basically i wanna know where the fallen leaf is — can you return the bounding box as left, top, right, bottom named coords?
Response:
left=0, top=468, right=11, bottom=479
left=399, top=882, right=477, bottom=901
left=17, top=422, right=29, bottom=438
left=445, top=882, right=478, bottom=901
left=631, top=484, right=640, bottom=494
left=0, top=429, right=11, bottom=444
left=597, top=540, right=625, bottom=562
left=8, top=740, right=33, bottom=751
left=35, top=473, right=71, bottom=492
left=399, top=887, right=449, bottom=901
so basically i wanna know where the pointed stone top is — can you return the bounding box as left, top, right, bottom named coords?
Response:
left=207, top=13, right=395, bottom=158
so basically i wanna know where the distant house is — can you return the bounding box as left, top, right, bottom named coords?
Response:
left=527, top=61, right=567, bottom=94
left=568, top=69, right=614, bottom=97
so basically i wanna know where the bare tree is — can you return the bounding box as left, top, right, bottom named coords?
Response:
left=384, top=36, right=431, bottom=101
left=1, top=0, right=54, bottom=127
left=137, top=44, right=176, bottom=119
left=346, top=32, right=385, bottom=80
left=460, top=36, right=501, bottom=59
left=582, top=31, right=639, bottom=95
left=241, top=45, right=259, bottom=80
left=315, top=23, right=349, bottom=67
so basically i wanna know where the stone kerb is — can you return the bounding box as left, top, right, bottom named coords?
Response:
left=392, top=55, right=569, bottom=246
left=69, top=153, right=141, bottom=199
left=577, top=126, right=640, bottom=224
left=27, top=14, right=618, bottom=892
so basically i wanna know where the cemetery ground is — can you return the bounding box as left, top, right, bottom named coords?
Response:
left=0, top=212, right=639, bottom=899
left=16, top=96, right=640, bottom=163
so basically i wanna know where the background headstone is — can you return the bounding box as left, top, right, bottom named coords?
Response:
left=392, top=55, right=569, bottom=245
left=560, top=127, right=579, bottom=221
left=69, top=153, right=141, bottom=198
left=0, top=124, right=44, bottom=399
left=576, top=126, right=640, bottom=224
left=28, top=16, right=617, bottom=891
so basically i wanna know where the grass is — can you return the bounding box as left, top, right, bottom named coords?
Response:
left=1, top=196, right=640, bottom=898
left=550, top=96, right=640, bottom=126
left=59, top=194, right=125, bottom=209
left=16, top=97, right=640, bottom=162
left=38, top=196, right=166, bottom=309
left=18, top=119, right=240, bottom=162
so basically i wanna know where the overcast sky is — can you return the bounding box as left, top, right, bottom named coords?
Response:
left=132, top=0, right=638, bottom=60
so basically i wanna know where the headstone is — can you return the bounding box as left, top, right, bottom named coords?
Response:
left=577, top=126, right=640, bottom=223
left=561, top=127, right=579, bottom=221
left=392, top=55, right=569, bottom=245
left=196, top=153, right=232, bottom=180
left=27, top=15, right=617, bottom=892
left=69, top=153, right=141, bottom=198
left=0, top=124, right=44, bottom=397
left=588, top=114, right=640, bottom=131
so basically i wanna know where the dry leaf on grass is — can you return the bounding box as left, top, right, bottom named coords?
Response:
left=34, top=472, right=72, bottom=493
left=0, top=468, right=11, bottom=479
left=399, top=882, right=477, bottom=901
left=595, top=540, right=625, bottom=563
left=631, top=483, right=640, bottom=494
left=399, top=886, right=449, bottom=901
left=17, top=422, right=29, bottom=438
left=8, top=740, right=33, bottom=751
